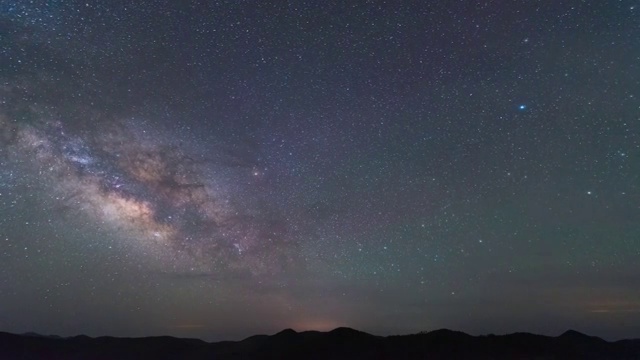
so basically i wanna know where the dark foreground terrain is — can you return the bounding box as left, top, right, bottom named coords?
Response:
left=1, top=327, right=639, bottom=360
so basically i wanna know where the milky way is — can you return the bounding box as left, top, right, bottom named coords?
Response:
left=0, top=102, right=294, bottom=276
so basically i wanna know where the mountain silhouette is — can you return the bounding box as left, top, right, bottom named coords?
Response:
left=0, top=327, right=638, bottom=359
left=559, top=329, right=606, bottom=342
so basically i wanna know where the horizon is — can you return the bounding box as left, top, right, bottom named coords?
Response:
left=1, top=0, right=638, bottom=343
left=6, top=326, right=638, bottom=343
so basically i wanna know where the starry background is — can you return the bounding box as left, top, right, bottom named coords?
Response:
left=0, top=0, right=639, bottom=341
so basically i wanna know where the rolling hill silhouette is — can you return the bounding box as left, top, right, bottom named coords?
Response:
left=1, top=328, right=638, bottom=359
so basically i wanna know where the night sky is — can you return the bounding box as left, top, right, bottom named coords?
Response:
left=1, top=0, right=639, bottom=341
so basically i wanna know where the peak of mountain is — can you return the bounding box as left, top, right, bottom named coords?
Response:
left=423, top=328, right=473, bottom=338
left=70, top=334, right=92, bottom=341
left=559, top=329, right=606, bottom=343
left=274, top=328, right=297, bottom=336
left=560, top=329, right=588, bottom=338
left=428, top=328, right=464, bottom=335
left=329, top=327, right=372, bottom=336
